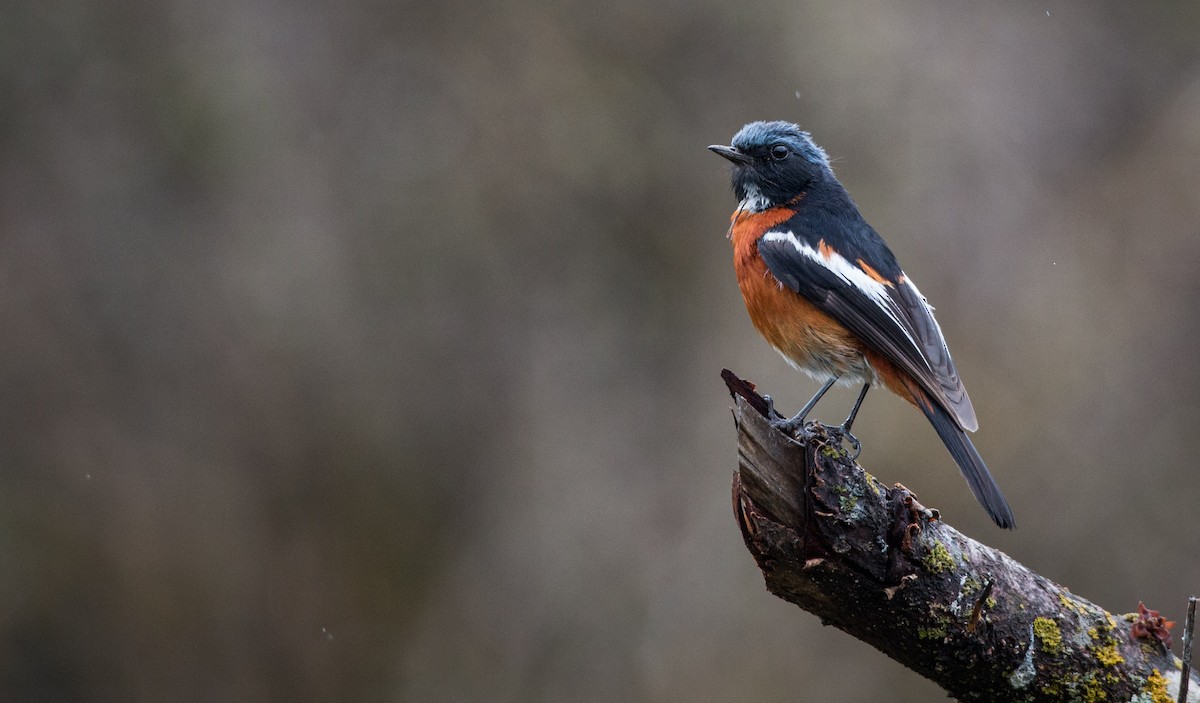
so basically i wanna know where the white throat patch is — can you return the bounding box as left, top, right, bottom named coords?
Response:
left=737, top=183, right=773, bottom=213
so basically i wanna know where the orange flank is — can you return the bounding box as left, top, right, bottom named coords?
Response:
left=857, top=259, right=893, bottom=287
left=731, top=207, right=867, bottom=379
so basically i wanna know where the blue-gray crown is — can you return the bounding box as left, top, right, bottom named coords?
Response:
left=731, top=121, right=830, bottom=170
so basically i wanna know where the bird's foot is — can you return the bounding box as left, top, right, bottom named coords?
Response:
left=767, top=399, right=809, bottom=439
left=820, top=422, right=859, bottom=460
left=761, top=394, right=783, bottom=421
left=826, top=423, right=862, bottom=460
left=770, top=415, right=809, bottom=438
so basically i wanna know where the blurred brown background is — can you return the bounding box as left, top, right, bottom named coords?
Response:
left=2, top=0, right=1199, bottom=701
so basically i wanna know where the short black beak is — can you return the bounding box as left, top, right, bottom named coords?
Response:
left=708, top=144, right=751, bottom=165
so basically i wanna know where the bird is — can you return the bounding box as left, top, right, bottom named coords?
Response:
left=709, top=121, right=1015, bottom=529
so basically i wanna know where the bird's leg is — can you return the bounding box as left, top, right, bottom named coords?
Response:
left=834, top=383, right=870, bottom=459
left=771, top=377, right=838, bottom=436
left=841, top=383, right=870, bottom=433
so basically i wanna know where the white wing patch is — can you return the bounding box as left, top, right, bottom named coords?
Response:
left=762, top=230, right=921, bottom=350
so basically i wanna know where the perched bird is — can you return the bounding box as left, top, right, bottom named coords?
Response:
left=710, top=121, right=1015, bottom=529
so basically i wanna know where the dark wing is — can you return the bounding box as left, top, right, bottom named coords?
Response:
left=758, top=229, right=978, bottom=431
left=889, top=273, right=977, bottom=431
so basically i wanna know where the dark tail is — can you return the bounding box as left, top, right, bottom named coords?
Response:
left=917, top=395, right=1016, bottom=529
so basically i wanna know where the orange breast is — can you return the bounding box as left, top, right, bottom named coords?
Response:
left=730, top=206, right=872, bottom=382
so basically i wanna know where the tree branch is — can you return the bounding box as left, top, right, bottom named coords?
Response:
left=723, top=369, right=1199, bottom=703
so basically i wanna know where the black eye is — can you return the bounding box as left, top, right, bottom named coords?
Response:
left=770, top=145, right=790, bottom=161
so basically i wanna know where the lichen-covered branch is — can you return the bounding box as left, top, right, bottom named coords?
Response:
left=723, top=369, right=1199, bottom=703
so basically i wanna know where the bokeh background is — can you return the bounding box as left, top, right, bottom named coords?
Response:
left=2, top=0, right=1199, bottom=700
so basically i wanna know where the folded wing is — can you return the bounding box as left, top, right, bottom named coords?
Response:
left=758, top=229, right=978, bottom=431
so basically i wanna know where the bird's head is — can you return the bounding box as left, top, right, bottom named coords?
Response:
left=709, top=121, right=832, bottom=211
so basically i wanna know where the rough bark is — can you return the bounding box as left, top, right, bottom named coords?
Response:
left=723, top=369, right=1199, bottom=703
